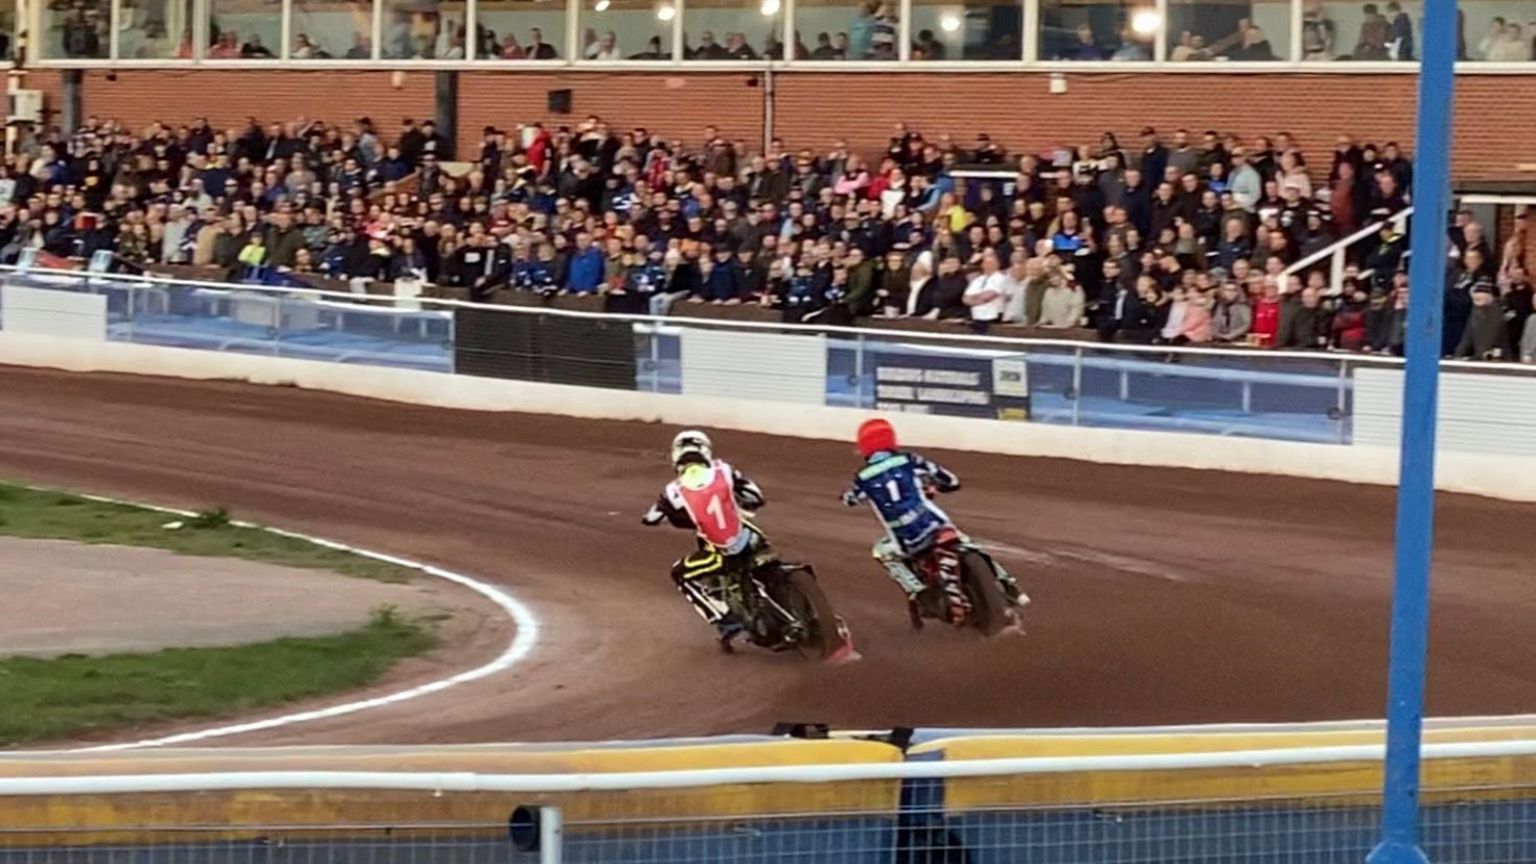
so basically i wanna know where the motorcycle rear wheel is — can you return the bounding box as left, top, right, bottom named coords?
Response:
left=959, top=548, right=1015, bottom=636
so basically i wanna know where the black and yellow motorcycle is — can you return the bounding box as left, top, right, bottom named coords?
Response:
left=671, top=531, right=857, bottom=663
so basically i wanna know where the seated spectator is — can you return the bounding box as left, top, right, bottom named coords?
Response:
left=1277, top=284, right=1330, bottom=349
left=1210, top=281, right=1252, bottom=342
left=1251, top=280, right=1283, bottom=346
left=1331, top=283, right=1370, bottom=351
left=1063, top=24, right=1109, bottom=60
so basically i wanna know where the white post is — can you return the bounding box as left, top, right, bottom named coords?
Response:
left=1330, top=246, right=1346, bottom=295
left=539, top=805, right=564, bottom=864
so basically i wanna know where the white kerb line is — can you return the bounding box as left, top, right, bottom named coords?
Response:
left=7, top=737, right=1536, bottom=796
left=23, top=488, right=540, bottom=753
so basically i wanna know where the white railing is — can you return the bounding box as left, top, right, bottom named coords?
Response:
left=1283, top=207, right=1414, bottom=293
left=6, top=737, right=1536, bottom=796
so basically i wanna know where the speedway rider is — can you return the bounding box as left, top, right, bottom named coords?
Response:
left=841, top=417, right=1021, bottom=623
left=642, top=430, right=766, bottom=644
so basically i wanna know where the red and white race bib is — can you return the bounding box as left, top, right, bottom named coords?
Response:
left=676, top=461, right=743, bottom=549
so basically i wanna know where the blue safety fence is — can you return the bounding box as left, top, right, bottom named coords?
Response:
left=2, top=270, right=1367, bottom=444
left=0, top=272, right=453, bottom=373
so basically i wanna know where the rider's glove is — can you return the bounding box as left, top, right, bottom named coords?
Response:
left=840, top=490, right=862, bottom=508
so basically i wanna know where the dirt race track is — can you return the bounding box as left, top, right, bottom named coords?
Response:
left=2, top=364, right=1536, bottom=746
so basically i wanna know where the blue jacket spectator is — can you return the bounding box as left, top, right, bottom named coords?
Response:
left=513, top=255, right=558, bottom=294
left=700, top=254, right=742, bottom=302
left=566, top=241, right=604, bottom=294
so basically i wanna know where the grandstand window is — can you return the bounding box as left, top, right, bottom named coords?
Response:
left=118, top=0, right=196, bottom=58
left=680, top=0, right=784, bottom=60
left=1305, top=0, right=1401, bottom=59
left=793, top=0, right=899, bottom=59
left=576, top=0, right=675, bottom=60
left=908, top=0, right=1023, bottom=60
left=1038, top=0, right=1158, bottom=60
left=41, top=0, right=111, bottom=58
left=1454, top=0, right=1534, bottom=61
left=476, top=0, right=565, bottom=59
left=1165, top=0, right=1289, bottom=60
left=207, top=0, right=281, bottom=58
left=288, top=0, right=376, bottom=59
left=381, top=0, right=467, bottom=58
left=0, top=0, right=15, bottom=60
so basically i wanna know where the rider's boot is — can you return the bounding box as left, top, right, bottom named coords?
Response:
left=716, top=617, right=744, bottom=653
left=906, top=597, right=924, bottom=630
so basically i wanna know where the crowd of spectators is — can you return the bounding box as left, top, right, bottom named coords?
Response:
left=5, top=112, right=1535, bottom=363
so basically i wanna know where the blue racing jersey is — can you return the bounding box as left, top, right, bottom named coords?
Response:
left=843, top=450, right=960, bottom=555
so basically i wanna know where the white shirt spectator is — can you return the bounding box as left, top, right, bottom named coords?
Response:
left=964, top=270, right=1007, bottom=322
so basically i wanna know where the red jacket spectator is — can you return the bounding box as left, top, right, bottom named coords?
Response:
left=526, top=127, right=552, bottom=175
left=1252, top=291, right=1282, bottom=347
left=1331, top=290, right=1370, bottom=351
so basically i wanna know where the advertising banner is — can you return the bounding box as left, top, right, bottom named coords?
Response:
left=873, top=353, right=1030, bottom=420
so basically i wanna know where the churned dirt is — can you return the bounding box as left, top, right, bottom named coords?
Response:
left=0, top=537, right=451, bottom=657
left=0, top=364, right=1534, bottom=746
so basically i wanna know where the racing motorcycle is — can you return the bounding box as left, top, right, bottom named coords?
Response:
left=899, top=529, right=1027, bottom=637
left=671, top=530, right=858, bottom=664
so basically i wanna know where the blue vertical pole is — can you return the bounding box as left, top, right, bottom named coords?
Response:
left=1366, top=0, right=1456, bottom=862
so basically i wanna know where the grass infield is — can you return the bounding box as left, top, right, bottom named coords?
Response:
left=0, top=482, right=440, bottom=747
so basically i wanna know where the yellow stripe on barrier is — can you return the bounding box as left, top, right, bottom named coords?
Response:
left=907, top=725, right=1536, bottom=763
left=939, top=753, right=1536, bottom=811
left=911, top=728, right=1536, bottom=811
left=1, top=740, right=905, bottom=844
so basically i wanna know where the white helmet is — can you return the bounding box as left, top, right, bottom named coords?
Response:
left=670, top=429, right=713, bottom=472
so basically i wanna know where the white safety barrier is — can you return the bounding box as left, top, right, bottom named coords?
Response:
left=6, top=737, right=1536, bottom=795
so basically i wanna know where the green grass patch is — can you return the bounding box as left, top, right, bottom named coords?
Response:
left=0, top=483, right=416, bottom=583
left=0, top=606, right=436, bottom=746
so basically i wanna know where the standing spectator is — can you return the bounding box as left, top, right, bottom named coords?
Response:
left=1355, top=4, right=1391, bottom=58
left=963, top=249, right=1007, bottom=327
left=1500, top=263, right=1533, bottom=356
left=566, top=231, right=604, bottom=294
left=1445, top=249, right=1486, bottom=356
left=263, top=210, right=304, bottom=269
left=1097, top=272, right=1139, bottom=342
left=1038, top=274, right=1085, bottom=329
left=1228, top=149, right=1262, bottom=212
left=929, top=255, right=970, bottom=319
left=1387, top=1, right=1414, bottom=59
left=1063, top=23, right=1109, bottom=60
left=1455, top=284, right=1507, bottom=360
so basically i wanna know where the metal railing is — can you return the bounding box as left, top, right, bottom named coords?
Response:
left=6, top=739, right=1536, bottom=863
left=1283, top=207, right=1414, bottom=293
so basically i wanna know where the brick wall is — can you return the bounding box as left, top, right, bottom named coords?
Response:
left=20, top=67, right=1536, bottom=180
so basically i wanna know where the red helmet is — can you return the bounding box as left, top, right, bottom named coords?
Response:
left=857, top=418, right=897, bottom=459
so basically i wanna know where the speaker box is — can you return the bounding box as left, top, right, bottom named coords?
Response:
left=547, top=89, right=572, bottom=114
